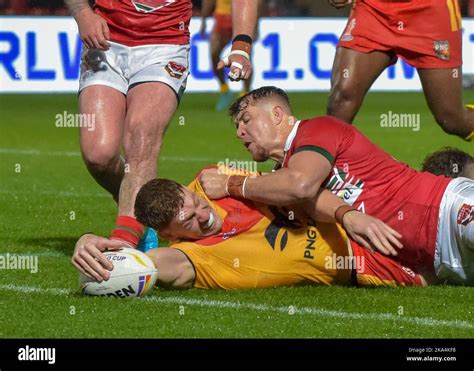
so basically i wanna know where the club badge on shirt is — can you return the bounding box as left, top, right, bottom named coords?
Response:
left=457, top=203, right=474, bottom=226
left=131, top=0, right=176, bottom=13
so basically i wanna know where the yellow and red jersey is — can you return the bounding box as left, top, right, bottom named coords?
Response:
left=212, top=0, right=232, bottom=40
left=170, top=178, right=426, bottom=289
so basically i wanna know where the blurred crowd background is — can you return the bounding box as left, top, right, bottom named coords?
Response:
left=1, top=0, right=473, bottom=17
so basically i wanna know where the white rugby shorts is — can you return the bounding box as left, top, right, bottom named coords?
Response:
left=435, top=177, right=474, bottom=285
left=79, top=41, right=190, bottom=100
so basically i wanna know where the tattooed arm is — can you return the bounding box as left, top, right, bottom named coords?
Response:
left=65, top=0, right=111, bottom=50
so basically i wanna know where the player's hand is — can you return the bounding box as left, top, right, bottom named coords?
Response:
left=72, top=233, right=123, bottom=282
left=75, top=7, right=111, bottom=51
left=342, top=211, right=403, bottom=256
left=328, top=0, right=352, bottom=9
left=199, top=168, right=229, bottom=199
left=218, top=53, right=252, bottom=81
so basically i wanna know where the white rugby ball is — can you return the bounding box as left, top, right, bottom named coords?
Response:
left=80, top=247, right=158, bottom=298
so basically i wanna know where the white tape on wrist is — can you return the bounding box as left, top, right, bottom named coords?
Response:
left=242, top=176, right=249, bottom=199
left=229, top=50, right=250, bottom=61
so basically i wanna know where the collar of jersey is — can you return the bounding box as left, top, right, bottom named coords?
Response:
left=283, top=119, right=301, bottom=153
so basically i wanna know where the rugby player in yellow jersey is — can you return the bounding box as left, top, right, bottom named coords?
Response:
left=73, top=172, right=425, bottom=289
left=200, top=0, right=262, bottom=111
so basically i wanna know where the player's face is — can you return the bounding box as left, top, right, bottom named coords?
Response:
left=164, top=188, right=223, bottom=240
left=234, top=105, right=276, bottom=162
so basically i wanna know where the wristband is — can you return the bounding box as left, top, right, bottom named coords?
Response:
left=242, top=176, right=249, bottom=198
left=227, top=175, right=246, bottom=198
left=231, top=40, right=252, bottom=55
left=335, top=205, right=358, bottom=225
left=232, top=34, right=253, bottom=45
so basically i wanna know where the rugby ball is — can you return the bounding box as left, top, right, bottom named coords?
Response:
left=80, top=247, right=158, bottom=298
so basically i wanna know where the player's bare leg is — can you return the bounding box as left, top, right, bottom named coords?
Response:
left=211, top=31, right=229, bottom=86
left=327, top=47, right=394, bottom=122
left=418, top=67, right=474, bottom=141
left=119, top=82, right=178, bottom=217
left=211, top=30, right=233, bottom=111
left=79, top=86, right=126, bottom=202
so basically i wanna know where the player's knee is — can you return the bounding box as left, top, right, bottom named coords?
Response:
left=124, top=118, right=165, bottom=157
left=327, top=84, right=359, bottom=117
left=82, top=148, right=119, bottom=174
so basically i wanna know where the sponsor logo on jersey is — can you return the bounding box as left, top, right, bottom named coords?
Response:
left=434, top=40, right=450, bottom=60
left=324, top=167, right=364, bottom=206
left=165, top=61, right=187, bottom=79
left=264, top=220, right=289, bottom=252
left=264, top=207, right=302, bottom=252
left=222, top=228, right=237, bottom=240
left=457, top=203, right=474, bottom=226
left=131, top=0, right=176, bottom=13
left=304, top=225, right=317, bottom=260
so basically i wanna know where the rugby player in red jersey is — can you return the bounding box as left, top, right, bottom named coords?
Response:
left=65, top=0, right=258, bottom=256
left=200, top=87, right=474, bottom=284
left=327, top=0, right=474, bottom=141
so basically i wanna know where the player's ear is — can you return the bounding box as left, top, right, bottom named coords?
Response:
left=272, top=105, right=284, bottom=125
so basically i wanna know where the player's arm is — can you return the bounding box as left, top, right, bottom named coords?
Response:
left=65, top=0, right=110, bottom=50
left=245, top=152, right=329, bottom=204
left=301, top=189, right=402, bottom=256
left=218, top=0, right=259, bottom=81
left=200, top=152, right=403, bottom=255
left=200, top=0, right=216, bottom=36
left=145, top=248, right=195, bottom=289
left=201, top=150, right=330, bottom=205
left=232, top=0, right=258, bottom=39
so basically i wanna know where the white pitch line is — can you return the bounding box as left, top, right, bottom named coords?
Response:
left=0, top=252, right=67, bottom=257
left=0, top=284, right=70, bottom=296
left=0, top=189, right=110, bottom=198
left=1, top=283, right=473, bottom=331
left=27, top=251, right=69, bottom=257
left=0, top=147, right=216, bottom=163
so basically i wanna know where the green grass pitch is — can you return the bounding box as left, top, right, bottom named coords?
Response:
left=0, top=91, right=473, bottom=338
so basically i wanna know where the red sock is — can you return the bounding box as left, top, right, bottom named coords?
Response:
left=110, top=216, right=145, bottom=248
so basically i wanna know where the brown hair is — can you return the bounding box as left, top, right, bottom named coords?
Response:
left=422, top=147, right=474, bottom=178
left=134, top=179, right=185, bottom=230
left=228, top=86, right=291, bottom=121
